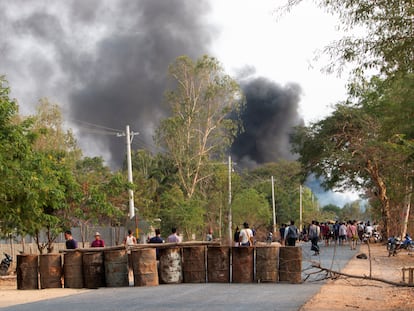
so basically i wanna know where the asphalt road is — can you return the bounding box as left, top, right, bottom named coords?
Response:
left=1, top=242, right=359, bottom=311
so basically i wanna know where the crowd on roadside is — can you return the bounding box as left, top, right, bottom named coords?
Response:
left=294, top=220, right=379, bottom=255
left=277, top=220, right=381, bottom=255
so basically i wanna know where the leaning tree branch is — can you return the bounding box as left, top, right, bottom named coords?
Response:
left=310, top=262, right=414, bottom=287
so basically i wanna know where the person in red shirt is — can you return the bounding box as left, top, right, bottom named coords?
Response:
left=91, top=232, right=105, bottom=247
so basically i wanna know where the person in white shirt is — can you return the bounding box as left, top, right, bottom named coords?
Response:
left=365, top=221, right=374, bottom=237
left=239, top=222, right=253, bottom=246
left=123, top=229, right=137, bottom=246
left=167, top=227, right=180, bottom=243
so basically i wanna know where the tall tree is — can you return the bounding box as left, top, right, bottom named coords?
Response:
left=247, top=161, right=308, bottom=225
left=283, top=0, right=414, bottom=237
left=72, top=157, right=126, bottom=246
left=291, top=99, right=413, bottom=237
left=0, top=76, right=36, bottom=237
left=231, top=188, right=272, bottom=232
left=155, top=55, right=243, bottom=199
left=32, top=98, right=81, bottom=163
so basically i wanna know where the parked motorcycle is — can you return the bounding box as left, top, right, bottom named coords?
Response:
left=362, top=230, right=382, bottom=243
left=362, top=232, right=371, bottom=243
left=372, top=230, right=382, bottom=243
left=0, top=253, right=12, bottom=276
left=387, top=234, right=414, bottom=256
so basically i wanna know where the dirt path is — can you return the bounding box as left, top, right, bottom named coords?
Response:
left=300, top=243, right=414, bottom=311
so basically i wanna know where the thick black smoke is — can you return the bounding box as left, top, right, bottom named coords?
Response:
left=231, top=77, right=304, bottom=168
left=0, top=0, right=214, bottom=168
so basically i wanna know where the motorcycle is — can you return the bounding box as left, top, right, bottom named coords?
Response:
left=362, top=230, right=382, bottom=243
left=372, top=230, right=382, bottom=243
left=387, top=234, right=414, bottom=256
left=362, top=232, right=371, bottom=243
left=0, top=253, right=12, bottom=276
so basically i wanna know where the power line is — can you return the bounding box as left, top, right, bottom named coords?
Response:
left=69, top=118, right=123, bottom=135
left=131, top=137, right=164, bottom=153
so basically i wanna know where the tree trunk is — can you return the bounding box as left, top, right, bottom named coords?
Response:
left=401, top=179, right=412, bottom=238
left=366, top=159, right=391, bottom=238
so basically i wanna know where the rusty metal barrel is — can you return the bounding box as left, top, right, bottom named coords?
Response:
left=232, top=246, right=254, bottom=283
left=83, top=251, right=105, bottom=288
left=17, top=254, right=39, bottom=290
left=182, top=246, right=206, bottom=283
left=256, top=246, right=279, bottom=283
left=131, top=248, right=158, bottom=287
left=158, top=247, right=182, bottom=284
left=279, top=246, right=302, bottom=283
left=39, top=254, right=62, bottom=289
left=63, top=251, right=83, bottom=288
left=104, top=249, right=129, bottom=287
left=207, top=246, right=230, bottom=283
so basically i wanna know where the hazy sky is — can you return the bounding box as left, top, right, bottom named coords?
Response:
left=0, top=0, right=358, bottom=206
left=210, top=0, right=349, bottom=124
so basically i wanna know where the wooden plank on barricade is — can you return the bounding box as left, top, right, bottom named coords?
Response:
left=59, top=245, right=126, bottom=253
left=129, top=241, right=221, bottom=250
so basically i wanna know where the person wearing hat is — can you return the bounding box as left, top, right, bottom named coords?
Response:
left=91, top=232, right=105, bottom=247
left=239, top=222, right=253, bottom=246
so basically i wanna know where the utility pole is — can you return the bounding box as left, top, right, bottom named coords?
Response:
left=299, top=185, right=303, bottom=233
left=271, top=176, right=276, bottom=234
left=117, top=125, right=138, bottom=220
left=228, top=155, right=232, bottom=245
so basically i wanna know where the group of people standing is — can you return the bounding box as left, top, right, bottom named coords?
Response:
left=233, top=220, right=300, bottom=247
left=64, top=230, right=109, bottom=249
left=301, top=220, right=378, bottom=255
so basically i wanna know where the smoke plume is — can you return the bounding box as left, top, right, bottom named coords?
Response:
left=0, top=0, right=214, bottom=168
left=231, top=76, right=304, bottom=168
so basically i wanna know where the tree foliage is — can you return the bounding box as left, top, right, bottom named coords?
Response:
left=282, top=0, right=414, bottom=76
left=231, top=188, right=271, bottom=231
left=0, top=76, right=36, bottom=237
left=72, top=156, right=127, bottom=245
left=282, top=0, right=414, bottom=237
left=247, top=161, right=309, bottom=225
left=155, top=55, right=243, bottom=199
left=291, top=74, right=414, bottom=237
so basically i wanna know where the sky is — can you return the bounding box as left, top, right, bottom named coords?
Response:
left=0, top=0, right=359, bottom=206
left=210, top=0, right=348, bottom=124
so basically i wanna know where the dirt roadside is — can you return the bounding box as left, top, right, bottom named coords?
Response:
left=300, top=243, right=414, bottom=311
left=0, top=244, right=413, bottom=310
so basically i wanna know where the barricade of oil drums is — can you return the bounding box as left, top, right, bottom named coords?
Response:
left=83, top=251, right=105, bottom=288
left=279, top=246, right=302, bottom=283
left=63, top=251, right=83, bottom=288
left=104, top=249, right=129, bottom=287
left=17, top=254, right=39, bottom=290
left=158, top=247, right=182, bottom=284
left=16, top=243, right=301, bottom=289
left=256, top=246, right=279, bottom=283
left=207, top=246, right=230, bottom=282
left=182, top=246, right=206, bottom=283
left=232, top=246, right=254, bottom=283
left=16, top=253, right=63, bottom=290
left=39, top=254, right=62, bottom=289
left=131, top=248, right=158, bottom=286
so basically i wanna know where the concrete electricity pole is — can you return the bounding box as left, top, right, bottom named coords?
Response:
left=117, top=125, right=138, bottom=220
left=299, top=184, right=303, bottom=233
left=271, top=176, right=276, bottom=234
left=228, top=155, right=232, bottom=245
